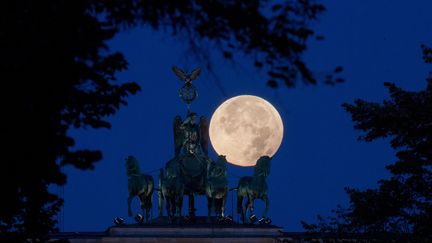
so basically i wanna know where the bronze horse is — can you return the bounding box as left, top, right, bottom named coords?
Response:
left=206, top=155, right=228, bottom=219
left=126, top=156, right=154, bottom=223
left=237, top=156, right=272, bottom=224
left=158, top=158, right=184, bottom=221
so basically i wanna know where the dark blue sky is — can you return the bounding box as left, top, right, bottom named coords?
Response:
left=61, top=1, right=432, bottom=232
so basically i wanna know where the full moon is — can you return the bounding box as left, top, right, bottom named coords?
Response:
left=209, top=95, right=283, bottom=167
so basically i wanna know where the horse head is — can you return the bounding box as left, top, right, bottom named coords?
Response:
left=126, top=156, right=154, bottom=220
left=125, top=155, right=140, bottom=177
left=209, top=155, right=228, bottom=178
left=165, top=159, right=181, bottom=180
left=254, top=155, right=271, bottom=177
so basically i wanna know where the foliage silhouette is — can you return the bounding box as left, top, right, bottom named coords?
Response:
left=93, top=0, right=343, bottom=87
left=1, top=0, right=333, bottom=241
left=302, top=44, right=432, bottom=242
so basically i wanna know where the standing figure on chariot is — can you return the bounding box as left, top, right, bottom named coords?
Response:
left=171, top=111, right=213, bottom=217
left=179, top=112, right=202, bottom=156
left=173, top=112, right=212, bottom=190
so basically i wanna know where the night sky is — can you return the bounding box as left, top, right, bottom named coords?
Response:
left=61, top=1, right=432, bottom=232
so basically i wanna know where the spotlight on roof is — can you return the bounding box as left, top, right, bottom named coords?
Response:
left=113, top=217, right=125, bottom=226
left=134, top=214, right=144, bottom=224
left=224, top=215, right=233, bottom=224
left=249, top=214, right=257, bottom=223
left=265, top=218, right=272, bottom=225
left=184, top=215, right=191, bottom=223
left=259, top=217, right=272, bottom=225
left=184, top=215, right=195, bottom=224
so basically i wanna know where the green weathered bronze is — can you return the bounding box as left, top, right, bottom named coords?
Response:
left=120, top=67, right=276, bottom=225
left=237, top=156, right=271, bottom=224
left=155, top=66, right=216, bottom=221
left=172, top=66, right=200, bottom=112
left=158, top=158, right=184, bottom=220
left=164, top=107, right=214, bottom=219
left=126, top=156, right=154, bottom=222
left=206, top=155, right=229, bottom=218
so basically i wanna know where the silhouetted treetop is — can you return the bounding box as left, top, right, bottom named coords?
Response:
left=302, top=45, right=432, bottom=242
left=2, top=0, right=140, bottom=240
left=90, top=0, right=340, bottom=87
left=343, top=81, right=432, bottom=176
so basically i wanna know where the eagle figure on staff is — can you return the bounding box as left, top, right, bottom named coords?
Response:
left=172, top=66, right=201, bottom=86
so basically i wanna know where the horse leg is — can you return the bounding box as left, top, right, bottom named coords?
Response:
left=221, top=193, right=227, bottom=218
left=179, top=185, right=185, bottom=218
left=127, top=195, right=133, bottom=217
left=158, top=169, right=164, bottom=217
left=262, top=195, right=269, bottom=219
left=206, top=196, right=213, bottom=223
left=237, top=195, right=245, bottom=223
left=214, top=198, right=220, bottom=217
left=244, top=197, right=250, bottom=223
left=138, top=194, right=148, bottom=222
left=207, top=196, right=212, bottom=218
left=166, top=196, right=172, bottom=222
left=175, top=194, right=183, bottom=217
left=179, top=195, right=183, bottom=217
left=248, top=195, right=256, bottom=223
left=245, top=197, right=250, bottom=222
left=188, top=193, right=195, bottom=217
left=170, top=197, right=176, bottom=220
left=158, top=190, right=164, bottom=217
left=145, top=194, right=152, bottom=222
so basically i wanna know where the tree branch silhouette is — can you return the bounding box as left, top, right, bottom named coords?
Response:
left=302, top=44, right=432, bottom=242
left=1, top=0, right=336, bottom=240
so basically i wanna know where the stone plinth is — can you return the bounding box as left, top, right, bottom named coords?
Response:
left=50, top=217, right=283, bottom=243
left=110, top=225, right=280, bottom=236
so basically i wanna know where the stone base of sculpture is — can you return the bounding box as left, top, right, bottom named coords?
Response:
left=49, top=217, right=282, bottom=243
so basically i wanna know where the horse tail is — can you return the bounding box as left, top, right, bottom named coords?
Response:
left=147, top=175, right=155, bottom=196
left=158, top=169, right=164, bottom=192
left=237, top=194, right=243, bottom=214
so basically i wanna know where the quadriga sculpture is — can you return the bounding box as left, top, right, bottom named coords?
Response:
left=206, top=155, right=228, bottom=219
left=126, top=156, right=154, bottom=223
left=237, top=156, right=272, bottom=224
left=158, top=159, right=184, bottom=222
